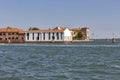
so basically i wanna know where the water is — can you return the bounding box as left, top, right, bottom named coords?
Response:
left=0, top=39, right=120, bottom=80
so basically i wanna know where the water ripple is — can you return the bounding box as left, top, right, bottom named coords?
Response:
left=0, top=41, right=120, bottom=80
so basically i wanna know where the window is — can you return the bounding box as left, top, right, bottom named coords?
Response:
left=37, top=33, right=39, bottom=40
left=32, top=33, right=34, bottom=40
left=27, top=37, right=29, bottom=40
left=27, top=33, right=29, bottom=36
left=27, top=33, right=29, bottom=40
left=8, top=33, right=11, bottom=35
left=48, top=33, right=50, bottom=40
left=56, top=32, right=59, bottom=40
left=38, top=33, right=39, bottom=36
left=0, top=33, right=2, bottom=36
left=16, top=33, right=18, bottom=35
left=16, top=37, right=18, bottom=40
left=37, top=37, right=39, bottom=40
left=22, top=37, right=24, bottom=40
left=52, top=36, right=55, bottom=40
left=53, top=33, right=54, bottom=36
left=3, top=33, right=5, bottom=35
left=12, top=37, right=14, bottom=39
left=61, top=32, right=63, bottom=40
left=52, top=33, right=55, bottom=40
left=43, top=33, right=45, bottom=40
left=8, top=37, right=11, bottom=40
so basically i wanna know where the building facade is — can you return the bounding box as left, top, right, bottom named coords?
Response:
left=25, top=28, right=72, bottom=42
left=0, top=27, right=25, bottom=43
left=0, top=26, right=90, bottom=43
left=81, top=27, right=90, bottom=40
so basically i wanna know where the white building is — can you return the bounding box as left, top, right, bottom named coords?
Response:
left=25, top=28, right=72, bottom=42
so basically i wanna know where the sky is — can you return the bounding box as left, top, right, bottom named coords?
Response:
left=0, top=0, right=120, bottom=39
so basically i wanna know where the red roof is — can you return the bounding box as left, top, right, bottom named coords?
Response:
left=0, top=27, right=25, bottom=33
left=26, top=29, right=65, bottom=33
left=70, top=28, right=81, bottom=31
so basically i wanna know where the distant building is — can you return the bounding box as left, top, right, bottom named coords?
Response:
left=0, top=27, right=25, bottom=43
left=25, top=28, right=72, bottom=42
left=0, top=26, right=90, bottom=43
left=52, top=26, right=90, bottom=40
left=71, top=27, right=90, bottom=40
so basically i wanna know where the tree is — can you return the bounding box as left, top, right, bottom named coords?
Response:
left=29, top=27, right=40, bottom=30
left=73, top=31, right=83, bottom=40
left=77, top=31, right=83, bottom=39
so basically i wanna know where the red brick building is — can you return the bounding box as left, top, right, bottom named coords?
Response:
left=0, top=27, right=25, bottom=43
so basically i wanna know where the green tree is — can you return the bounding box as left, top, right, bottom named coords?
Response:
left=73, top=31, right=83, bottom=40
left=29, top=27, right=40, bottom=30
left=77, top=31, right=83, bottom=39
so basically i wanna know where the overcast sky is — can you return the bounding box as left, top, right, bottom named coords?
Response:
left=0, top=0, right=120, bottom=38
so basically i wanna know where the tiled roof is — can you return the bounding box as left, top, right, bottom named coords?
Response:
left=26, top=29, right=65, bottom=33
left=0, top=27, right=25, bottom=33
left=70, top=28, right=81, bottom=31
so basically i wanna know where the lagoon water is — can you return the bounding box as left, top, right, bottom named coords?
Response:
left=0, top=40, right=120, bottom=80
